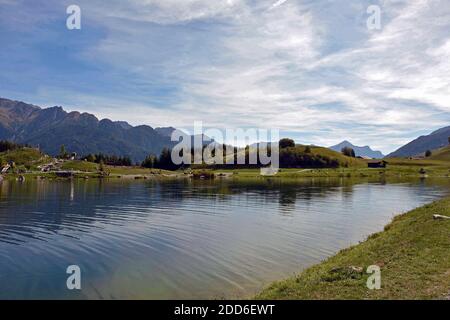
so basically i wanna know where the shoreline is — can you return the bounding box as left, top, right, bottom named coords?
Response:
left=2, top=164, right=450, bottom=182
left=255, top=196, right=450, bottom=300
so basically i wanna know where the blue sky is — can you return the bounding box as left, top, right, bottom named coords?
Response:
left=1, top=0, right=449, bottom=153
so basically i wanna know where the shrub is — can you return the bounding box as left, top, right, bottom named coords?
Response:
left=341, top=147, right=356, bottom=158
left=279, top=138, right=295, bottom=149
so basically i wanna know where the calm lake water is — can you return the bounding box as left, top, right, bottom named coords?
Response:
left=0, top=177, right=449, bottom=299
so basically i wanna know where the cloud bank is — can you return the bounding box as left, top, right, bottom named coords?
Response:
left=0, top=0, right=449, bottom=153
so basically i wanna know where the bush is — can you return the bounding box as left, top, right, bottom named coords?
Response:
left=279, top=138, right=295, bottom=149
left=279, top=148, right=341, bottom=168
left=341, top=147, right=356, bottom=158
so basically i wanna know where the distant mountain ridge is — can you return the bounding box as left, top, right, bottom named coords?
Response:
left=386, top=126, right=450, bottom=158
left=155, top=127, right=177, bottom=137
left=0, top=97, right=175, bottom=162
left=329, top=140, right=384, bottom=159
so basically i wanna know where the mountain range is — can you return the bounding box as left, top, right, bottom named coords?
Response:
left=386, top=126, right=450, bottom=158
left=329, top=141, right=384, bottom=159
left=0, top=98, right=176, bottom=162
left=1, top=97, right=448, bottom=161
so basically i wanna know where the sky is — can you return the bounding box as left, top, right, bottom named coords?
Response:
left=0, top=0, right=449, bottom=154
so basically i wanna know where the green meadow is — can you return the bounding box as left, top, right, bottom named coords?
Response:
left=256, top=196, right=450, bottom=300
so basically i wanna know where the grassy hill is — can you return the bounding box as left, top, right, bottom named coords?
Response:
left=298, top=145, right=365, bottom=167
left=60, top=160, right=99, bottom=172
left=277, top=145, right=365, bottom=168
left=228, top=145, right=365, bottom=169
left=60, top=160, right=160, bottom=175
left=0, top=147, right=49, bottom=170
left=429, top=145, right=450, bottom=161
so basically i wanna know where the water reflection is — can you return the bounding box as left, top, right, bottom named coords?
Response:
left=0, top=177, right=449, bottom=299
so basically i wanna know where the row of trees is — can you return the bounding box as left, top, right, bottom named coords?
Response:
left=141, top=147, right=239, bottom=170
left=82, top=153, right=133, bottom=166
left=0, top=140, right=27, bottom=153
left=141, top=139, right=341, bottom=170
left=58, top=145, right=133, bottom=166
left=141, top=148, right=178, bottom=170
left=142, top=146, right=261, bottom=170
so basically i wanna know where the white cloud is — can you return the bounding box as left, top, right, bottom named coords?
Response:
left=62, top=0, right=450, bottom=152
left=83, top=0, right=250, bottom=24
left=2, top=0, right=450, bottom=153
left=270, top=0, right=289, bottom=10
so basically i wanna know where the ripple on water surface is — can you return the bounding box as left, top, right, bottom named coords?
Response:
left=0, top=178, right=448, bottom=299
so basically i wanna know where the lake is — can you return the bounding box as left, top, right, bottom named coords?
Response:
left=0, top=177, right=449, bottom=299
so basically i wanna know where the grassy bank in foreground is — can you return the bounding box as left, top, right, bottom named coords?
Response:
left=256, top=196, right=450, bottom=300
